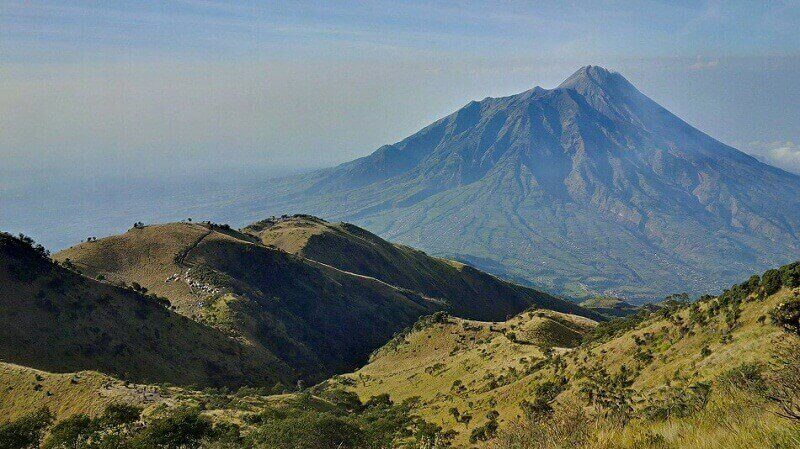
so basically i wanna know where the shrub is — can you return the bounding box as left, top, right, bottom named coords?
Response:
left=0, top=408, right=52, bottom=449
left=100, top=403, right=142, bottom=427
left=718, top=363, right=767, bottom=394
left=128, top=408, right=214, bottom=448
left=42, top=414, right=97, bottom=449
left=247, top=411, right=363, bottom=449
left=469, top=418, right=498, bottom=443
left=642, top=382, right=711, bottom=420
left=490, top=405, right=591, bottom=449
left=520, top=380, right=567, bottom=422
left=766, top=345, right=800, bottom=421
left=771, top=299, right=800, bottom=336
left=579, top=365, right=635, bottom=420
left=762, top=269, right=784, bottom=296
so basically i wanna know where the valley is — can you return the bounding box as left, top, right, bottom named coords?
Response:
left=1, top=223, right=798, bottom=448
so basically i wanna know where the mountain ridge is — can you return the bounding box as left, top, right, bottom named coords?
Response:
left=215, top=65, right=800, bottom=301
left=54, top=218, right=600, bottom=382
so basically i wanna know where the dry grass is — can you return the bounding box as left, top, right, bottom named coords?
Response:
left=490, top=387, right=800, bottom=449
left=337, top=286, right=800, bottom=448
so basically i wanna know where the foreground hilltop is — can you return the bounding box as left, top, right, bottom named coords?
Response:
left=55, top=218, right=599, bottom=382
left=220, top=66, right=800, bottom=302
left=0, top=232, right=292, bottom=387
left=329, top=260, right=800, bottom=447
left=2, top=231, right=798, bottom=448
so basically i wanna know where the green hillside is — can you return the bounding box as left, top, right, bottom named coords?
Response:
left=54, top=222, right=442, bottom=381
left=0, top=232, right=292, bottom=388
left=3, top=227, right=798, bottom=448
left=580, top=296, right=640, bottom=318
left=243, top=215, right=601, bottom=321
left=55, top=219, right=599, bottom=382
left=327, top=261, right=800, bottom=447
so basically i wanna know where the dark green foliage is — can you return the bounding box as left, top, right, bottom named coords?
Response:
left=319, top=388, right=363, bottom=412
left=642, top=382, right=711, bottom=420
left=468, top=418, right=498, bottom=443
left=771, top=298, right=800, bottom=336
left=99, top=404, right=142, bottom=427
left=584, top=310, right=652, bottom=344
left=579, top=365, right=635, bottom=420
left=244, top=390, right=449, bottom=448
left=0, top=408, right=52, bottom=449
left=246, top=410, right=365, bottom=448
left=128, top=408, right=214, bottom=449
left=520, top=379, right=567, bottom=422
left=762, top=269, right=783, bottom=296
left=42, top=414, right=97, bottom=449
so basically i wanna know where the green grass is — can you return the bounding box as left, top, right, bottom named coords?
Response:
left=329, top=278, right=799, bottom=447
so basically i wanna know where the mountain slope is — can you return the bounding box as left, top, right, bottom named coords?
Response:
left=242, top=215, right=599, bottom=321
left=580, top=296, right=640, bottom=317
left=55, top=222, right=442, bottom=381
left=329, top=260, right=800, bottom=447
left=0, top=232, right=293, bottom=388
left=222, top=66, right=800, bottom=301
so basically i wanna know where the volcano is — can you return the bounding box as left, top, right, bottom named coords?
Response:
left=227, top=66, right=800, bottom=301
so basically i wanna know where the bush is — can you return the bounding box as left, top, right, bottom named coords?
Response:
left=42, top=414, right=97, bottom=449
left=129, top=408, right=214, bottom=448
left=247, top=411, right=363, bottom=449
left=762, top=269, right=783, bottom=296
left=579, top=365, right=635, bottom=420
left=642, top=382, right=711, bottom=420
left=490, top=405, right=591, bottom=449
left=718, top=363, right=766, bottom=394
left=0, top=408, right=52, bottom=449
left=469, top=418, right=498, bottom=443
left=766, top=345, right=800, bottom=421
left=771, top=299, right=800, bottom=336
left=100, top=403, right=142, bottom=427
left=520, top=380, right=566, bottom=422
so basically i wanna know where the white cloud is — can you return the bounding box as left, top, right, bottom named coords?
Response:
left=688, top=56, right=719, bottom=71
left=743, top=141, right=800, bottom=174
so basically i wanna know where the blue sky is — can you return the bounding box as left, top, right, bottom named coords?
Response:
left=2, top=0, right=800, bottom=179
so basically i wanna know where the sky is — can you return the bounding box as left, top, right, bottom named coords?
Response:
left=2, top=0, right=800, bottom=186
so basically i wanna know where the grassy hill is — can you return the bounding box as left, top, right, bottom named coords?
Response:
left=324, top=310, right=596, bottom=445
left=243, top=215, right=601, bottom=321
left=327, top=262, right=800, bottom=447
left=580, top=296, right=640, bottom=318
left=54, top=222, right=445, bottom=381
left=3, top=227, right=798, bottom=448
left=0, top=232, right=292, bottom=388
left=55, top=219, right=599, bottom=381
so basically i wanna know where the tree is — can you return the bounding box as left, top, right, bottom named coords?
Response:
left=771, top=299, right=800, bottom=336
left=579, top=365, right=635, bottom=420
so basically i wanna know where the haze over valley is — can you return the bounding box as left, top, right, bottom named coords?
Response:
left=1, top=2, right=799, bottom=448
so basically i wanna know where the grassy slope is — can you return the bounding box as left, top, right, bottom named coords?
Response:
left=580, top=296, right=640, bottom=318
left=243, top=215, right=602, bottom=321
left=328, top=310, right=596, bottom=446
left=334, top=284, right=799, bottom=447
left=0, top=233, right=293, bottom=388
left=0, top=363, right=153, bottom=423
left=54, top=222, right=441, bottom=381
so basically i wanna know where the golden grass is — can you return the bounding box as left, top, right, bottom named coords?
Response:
left=0, top=363, right=156, bottom=423
left=337, top=287, right=800, bottom=448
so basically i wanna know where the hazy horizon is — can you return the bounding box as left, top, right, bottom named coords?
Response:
left=2, top=1, right=799, bottom=181
left=2, top=1, right=800, bottom=251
